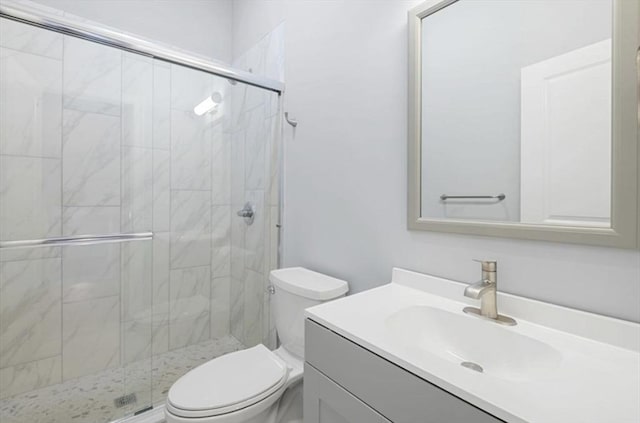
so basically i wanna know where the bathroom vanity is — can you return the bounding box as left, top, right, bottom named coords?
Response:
left=303, top=269, right=640, bottom=423
left=304, top=320, right=501, bottom=423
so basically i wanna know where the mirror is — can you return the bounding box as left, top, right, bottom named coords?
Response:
left=408, top=0, right=639, bottom=248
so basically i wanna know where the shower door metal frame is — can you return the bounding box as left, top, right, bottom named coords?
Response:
left=0, top=0, right=284, bottom=94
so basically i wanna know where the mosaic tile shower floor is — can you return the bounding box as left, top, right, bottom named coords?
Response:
left=0, top=336, right=245, bottom=423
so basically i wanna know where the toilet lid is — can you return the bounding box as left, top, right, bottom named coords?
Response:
left=167, top=344, right=288, bottom=417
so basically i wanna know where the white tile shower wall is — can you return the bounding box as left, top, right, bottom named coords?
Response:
left=0, top=259, right=61, bottom=368
left=0, top=39, right=63, bottom=264
left=0, top=356, right=62, bottom=399
left=61, top=206, right=121, bottom=303
left=169, top=189, right=212, bottom=269
left=0, top=20, right=64, bottom=398
left=122, top=53, right=153, bottom=148
left=229, top=23, right=284, bottom=348
left=167, top=64, right=215, bottom=357
left=152, top=233, right=170, bottom=355
left=62, top=296, right=120, bottom=380
left=62, top=109, right=121, bottom=206
left=0, top=17, right=63, bottom=59
left=60, top=32, right=124, bottom=384
left=0, top=45, right=62, bottom=158
left=63, top=36, right=121, bottom=116
left=169, top=266, right=211, bottom=350
left=0, top=14, right=251, bottom=399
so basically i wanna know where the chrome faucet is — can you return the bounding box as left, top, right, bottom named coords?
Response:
left=464, top=259, right=498, bottom=318
left=463, top=260, right=516, bottom=326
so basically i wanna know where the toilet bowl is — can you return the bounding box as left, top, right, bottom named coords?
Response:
left=165, top=267, right=349, bottom=423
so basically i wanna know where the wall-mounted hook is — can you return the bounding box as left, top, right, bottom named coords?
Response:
left=285, top=112, right=298, bottom=128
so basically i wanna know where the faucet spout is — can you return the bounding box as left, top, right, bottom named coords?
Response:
left=462, top=259, right=516, bottom=326
left=464, top=279, right=495, bottom=299
left=464, top=259, right=499, bottom=319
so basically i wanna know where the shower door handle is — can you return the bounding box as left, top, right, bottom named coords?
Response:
left=0, top=232, right=154, bottom=249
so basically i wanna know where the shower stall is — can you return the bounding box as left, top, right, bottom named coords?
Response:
left=0, top=2, right=283, bottom=422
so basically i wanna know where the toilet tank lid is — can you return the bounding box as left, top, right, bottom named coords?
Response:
left=269, top=267, right=349, bottom=300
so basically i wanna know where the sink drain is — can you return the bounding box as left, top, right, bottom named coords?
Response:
left=461, top=361, right=483, bottom=373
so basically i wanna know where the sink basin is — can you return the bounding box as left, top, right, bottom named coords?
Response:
left=385, top=305, right=563, bottom=381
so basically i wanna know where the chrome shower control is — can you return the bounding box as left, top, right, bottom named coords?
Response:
left=237, top=202, right=255, bottom=225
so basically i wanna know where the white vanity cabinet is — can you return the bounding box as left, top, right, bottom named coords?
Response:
left=304, top=319, right=504, bottom=423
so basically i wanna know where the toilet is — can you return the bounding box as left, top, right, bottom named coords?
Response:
left=165, top=267, right=349, bottom=423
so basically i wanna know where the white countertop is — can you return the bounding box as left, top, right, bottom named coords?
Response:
left=305, top=268, right=640, bottom=423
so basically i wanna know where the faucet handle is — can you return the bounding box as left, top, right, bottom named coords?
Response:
left=473, top=259, right=497, bottom=272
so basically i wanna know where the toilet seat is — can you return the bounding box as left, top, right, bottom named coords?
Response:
left=167, top=345, right=289, bottom=419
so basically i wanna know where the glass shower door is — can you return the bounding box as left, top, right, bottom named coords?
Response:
left=0, top=10, right=282, bottom=423
left=0, top=16, right=154, bottom=422
left=144, top=57, right=281, bottom=406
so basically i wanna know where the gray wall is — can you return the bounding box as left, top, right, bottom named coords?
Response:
left=421, top=0, right=611, bottom=220
left=232, top=0, right=640, bottom=323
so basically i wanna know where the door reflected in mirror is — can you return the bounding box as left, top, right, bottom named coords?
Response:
left=420, top=0, right=612, bottom=228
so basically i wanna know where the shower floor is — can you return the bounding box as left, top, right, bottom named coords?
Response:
left=0, top=335, right=245, bottom=423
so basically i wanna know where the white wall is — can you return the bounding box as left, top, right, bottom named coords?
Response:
left=233, top=0, right=640, bottom=323
left=28, top=0, right=233, bottom=63
left=231, top=0, right=284, bottom=59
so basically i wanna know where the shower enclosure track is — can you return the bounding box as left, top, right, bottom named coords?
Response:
left=0, top=1, right=284, bottom=93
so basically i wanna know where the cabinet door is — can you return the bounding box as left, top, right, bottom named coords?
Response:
left=304, top=363, right=391, bottom=423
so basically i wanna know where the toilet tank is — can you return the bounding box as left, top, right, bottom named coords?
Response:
left=270, top=267, right=349, bottom=358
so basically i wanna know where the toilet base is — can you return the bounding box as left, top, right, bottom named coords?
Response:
left=274, top=382, right=303, bottom=423
left=165, top=400, right=274, bottom=423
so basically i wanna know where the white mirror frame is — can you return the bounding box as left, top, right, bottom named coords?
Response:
left=408, top=0, right=640, bottom=248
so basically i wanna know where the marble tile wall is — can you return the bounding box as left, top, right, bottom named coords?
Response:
left=0, top=22, right=140, bottom=397
left=0, top=18, right=65, bottom=398
left=0, top=16, right=282, bottom=406
left=229, top=23, right=284, bottom=349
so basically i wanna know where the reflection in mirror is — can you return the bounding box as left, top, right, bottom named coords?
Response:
left=420, top=0, right=612, bottom=228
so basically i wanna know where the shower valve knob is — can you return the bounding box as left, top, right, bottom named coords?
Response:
left=237, top=202, right=255, bottom=225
